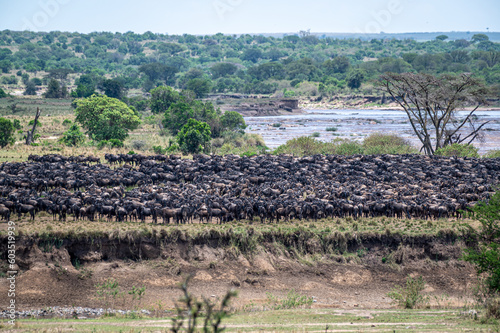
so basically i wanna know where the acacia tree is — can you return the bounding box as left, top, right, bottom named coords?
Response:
left=75, top=94, right=140, bottom=142
left=379, top=73, right=489, bottom=155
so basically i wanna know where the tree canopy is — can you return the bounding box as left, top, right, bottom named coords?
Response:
left=379, top=72, right=489, bottom=155
left=74, top=94, right=140, bottom=142
left=177, top=118, right=212, bottom=154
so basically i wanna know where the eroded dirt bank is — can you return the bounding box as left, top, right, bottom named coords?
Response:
left=0, top=229, right=475, bottom=311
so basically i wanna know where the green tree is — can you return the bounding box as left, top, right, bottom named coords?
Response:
left=380, top=73, right=489, bottom=155
left=0, top=118, right=15, bottom=147
left=102, top=79, right=124, bottom=100
left=186, top=78, right=212, bottom=98
left=471, top=34, right=489, bottom=43
left=221, top=111, right=246, bottom=132
left=150, top=86, right=180, bottom=114
left=0, top=87, right=7, bottom=98
left=23, top=80, right=37, bottom=95
left=463, top=190, right=500, bottom=294
left=435, top=35, right=448, bottom=41
left=324, top=56, right=350, bottom=74
left=44, top=78, right=65, bottom=98
left=74, top=94, right=140, bottom=142
left=176, top=118, right=211, bottom=154
left=211, top=63, right=238, bottom=79
left=163, top=101, right=194, bottom=135
left=346, top=69, right=365, bottom=89
left=59, top=123, right=85, bottom=146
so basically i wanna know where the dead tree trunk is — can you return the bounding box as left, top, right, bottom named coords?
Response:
left=26, top=107, right=41, bottom=145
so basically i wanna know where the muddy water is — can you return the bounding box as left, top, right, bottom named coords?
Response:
left=244, top=109, right=500, bottom=154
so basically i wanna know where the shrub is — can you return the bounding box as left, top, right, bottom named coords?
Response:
left=59, top=124, right=85, bottom=147
left=435, top=143, right=479, bottom=158
left=484, top=150, right=500, bottom=158
left=272, top=123, right=282, bottom=128
left=62, top=119, right=72, bottom=127
left=152, top=145, right=167, bottom=154
left=326, top=127, right=338, bottom=132
left=0, top=87, right=7, bottom=98
left=273, top=136, right=324, bottom=156
left=28, top=119, right=42, bottom=127
left=130, top=140, right=147, bottom=151
left=177, top=119, right=212, bottom=154
left=97, top=139, right=124, bottom=149
left=0, top=118, right=15, bottom=147
left=335, top=140, right=363, bottom=155
left=12, top=119, right=21, bottom=130
left=311, top=132, right=320, bottom=137
left=387, top=275, right=429, bottom=309
left=362, top=133, right=417, bottom=155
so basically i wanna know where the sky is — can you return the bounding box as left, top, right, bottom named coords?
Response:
left=0, top=0, right=499, bottom=35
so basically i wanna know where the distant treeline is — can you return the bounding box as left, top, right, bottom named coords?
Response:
left=0, top=30, right=499, bottom=100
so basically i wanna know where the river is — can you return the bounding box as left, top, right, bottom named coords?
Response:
left=244, top=109, right=500, bottom=154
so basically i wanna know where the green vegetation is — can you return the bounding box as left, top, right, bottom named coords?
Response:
left=463, top=190, right=500, bottom=294
left=266, top=289, right=313, bottom=310
left=176, top=118, right=212, bottom=154
left=59, top=123, right=85, bottom=146
left=435, top=143, right=480, bottom=157
left=0, top=31, right=498, bottom=100
left=74, top=94, right=141, bottom=142
left=171, top=276, right=237, bottom=333
left=0, top=117, right=14, bottom=147
left=380, top=73, right=489, bottom=155
left=387, top=275, right=430, bottom=309
left=273, top=133, right=416, bottom=156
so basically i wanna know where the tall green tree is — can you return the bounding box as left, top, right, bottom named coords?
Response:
left=0, top=118, right=15, bottom=147
left=102, top=79, right=124, bottom=100
left=74, top=94, right=140, bottom=142
left=23, top=80, right=37, bottom=95
left=221, top=111, right=246, bottom=133
left=186, top=78, right=212, bottom=98
left=150, top=86, right=180, bottom=114
left=163, top=101, right=194, bottom=135
left=176, top=118, right=211, bottom=154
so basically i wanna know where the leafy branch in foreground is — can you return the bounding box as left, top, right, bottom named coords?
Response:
left=171, top=275, right=238, bottom=333
left=463, top=189, right=500, bottom=295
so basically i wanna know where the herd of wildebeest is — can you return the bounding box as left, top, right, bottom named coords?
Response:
left=0, top=153, right=498, bottom=224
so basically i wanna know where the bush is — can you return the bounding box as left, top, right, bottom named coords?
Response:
left=59, top=124, right=85, bottom=147
left=326, top=127, right=338, bottom=132
left=97, top=139, right=124, bottom=149
left=12, top=119, right=21, bottom=130
left=484, top=150, right=500, bottom=158
left=152, top=145, right=167, bottom=154
left=28, top=119, right=42, bottom=127
left=130, top=140, right=147, bottom=151
left=362, top=133, right=418, bottom=155
left=62, top=119, right=72, bottom=127
left=0, top=118, right=15, bottom=147
left=335, top=140, right=364, bottom=155
left=273, top=136, right=324, bottom=156
left=0, top=87, right=7, bottom=98
left=311, top=132, right=320, bottom=138
left=177, top=118, right=212, bottom=154
left=435, top=143, right=479, bottom=158
left=387, top=275, right=429, bottom=309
